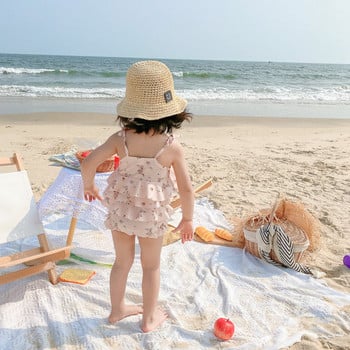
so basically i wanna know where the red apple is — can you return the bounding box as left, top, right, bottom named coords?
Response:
left=214, top=318, right=235, bottom=340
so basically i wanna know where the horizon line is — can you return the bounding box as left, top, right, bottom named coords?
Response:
left=0, top=51, right=349, bottom=66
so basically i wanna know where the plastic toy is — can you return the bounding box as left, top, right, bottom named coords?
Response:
left=343, top=255, right=350, bottom=268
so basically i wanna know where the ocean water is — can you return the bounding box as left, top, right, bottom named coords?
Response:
left=1, top=53, right=350, bottom=117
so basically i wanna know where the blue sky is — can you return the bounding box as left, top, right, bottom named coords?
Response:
left=1, top=0, right=350, bottom=64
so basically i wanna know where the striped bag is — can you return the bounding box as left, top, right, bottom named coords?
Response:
left=256, top=223, right=311, bottom=274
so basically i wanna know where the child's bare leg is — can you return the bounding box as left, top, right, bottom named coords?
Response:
left=138, top=235, right=167, bottom=332
left=109, top=231, right=143, bottom=323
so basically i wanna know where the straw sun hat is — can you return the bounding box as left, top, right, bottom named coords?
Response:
left=117, top=60, right=187, bottom=120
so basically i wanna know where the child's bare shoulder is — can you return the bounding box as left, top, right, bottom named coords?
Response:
left=107, top=130, right=123, bottom=142
left=170, top=137, right=184, bottom=151
left=103, top=130, right=125, bottom=153
left=164, top=138, right=185, bottom=160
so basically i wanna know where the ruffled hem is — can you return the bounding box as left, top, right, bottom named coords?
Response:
left=104, top=202, right=173, bottom=222
left=103, top=194, right=163, bottom=209
left=105, top=173, right=175, bottom=202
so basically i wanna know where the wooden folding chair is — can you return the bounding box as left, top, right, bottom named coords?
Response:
left=170, top=179, right=213, bottom=209
left=0, top=153, right=75, bottom=285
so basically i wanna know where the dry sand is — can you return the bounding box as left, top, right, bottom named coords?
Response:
left=1, top=112, right=349, bottom=349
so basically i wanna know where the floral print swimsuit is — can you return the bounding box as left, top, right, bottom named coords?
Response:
left=103, top=129, right=176, bottom=238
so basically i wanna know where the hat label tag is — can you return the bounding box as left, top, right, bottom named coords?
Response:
left=164, top=90, right=173, bottom=103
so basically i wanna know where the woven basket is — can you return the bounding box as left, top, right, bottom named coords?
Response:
left=243, top=213, right=309, bottom=263
left=275, top=198, right=320, bottom=252
left=76, top=150, right=118, bottom=173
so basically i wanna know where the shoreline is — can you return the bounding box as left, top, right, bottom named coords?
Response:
left=2, top=111, right=350, bottom=126
left=1, top=96, right=350, bottom=119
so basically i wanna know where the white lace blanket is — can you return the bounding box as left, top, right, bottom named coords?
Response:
left=1, top=200, right=350, bottom=350
left=38, top=167, right=111, bottom=233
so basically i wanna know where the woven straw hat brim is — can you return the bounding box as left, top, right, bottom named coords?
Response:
left=117, top=95, right=187, bottom=120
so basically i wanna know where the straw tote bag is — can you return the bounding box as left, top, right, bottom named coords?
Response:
left=243, top=196, right=312, bottom=274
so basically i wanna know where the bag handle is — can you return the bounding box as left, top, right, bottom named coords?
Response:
left=268, top=193, right=281, bottom=224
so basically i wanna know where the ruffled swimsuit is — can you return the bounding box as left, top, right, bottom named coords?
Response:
left=103, top=129, right=176, bottom=238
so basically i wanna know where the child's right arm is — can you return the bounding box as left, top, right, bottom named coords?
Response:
left=81, top=134, right=119, bottom=202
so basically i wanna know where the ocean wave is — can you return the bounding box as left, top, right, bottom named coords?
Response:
left=0, top=66, right=125, bottom=78
left=0, top=85, right=125, bottom=99
left=181, top=86, right=350, bottom=103
left=173, top=71, right=236, bottom=80
left=1, top=84, right=349, bottom=104
left=0, top=67, right=69, bottom=74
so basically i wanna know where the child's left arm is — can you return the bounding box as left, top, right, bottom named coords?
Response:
left=170, top=142, right=194, bottom=243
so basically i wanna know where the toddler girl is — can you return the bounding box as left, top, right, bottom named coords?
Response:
left=81, top=60, right=194, bottom=332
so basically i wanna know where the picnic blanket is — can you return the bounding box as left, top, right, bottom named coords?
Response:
left=1, top=199, right=349, bottom=350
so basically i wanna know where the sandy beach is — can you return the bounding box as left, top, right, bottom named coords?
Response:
left=1, top=112, right=349, bottom=349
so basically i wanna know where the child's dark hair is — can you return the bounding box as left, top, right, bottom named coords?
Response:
left=117, top=110, right=192, bottom=134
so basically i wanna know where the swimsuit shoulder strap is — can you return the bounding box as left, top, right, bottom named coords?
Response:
left=154, top=134, right=174, bottom=159
left=120, top=129, right=129, bottom=156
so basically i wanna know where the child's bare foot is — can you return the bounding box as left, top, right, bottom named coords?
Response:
left=141, top=307, right=168, bottom=333
left=108, top=304, right=143, bottom=324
